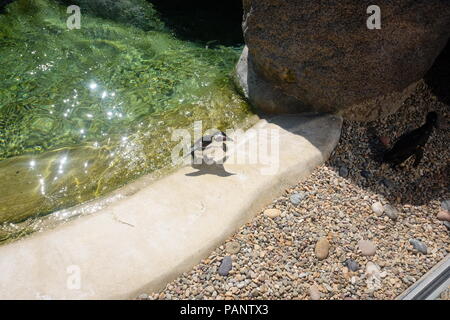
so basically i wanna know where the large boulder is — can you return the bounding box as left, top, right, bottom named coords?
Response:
left=236, top=0, right=450, bottom=121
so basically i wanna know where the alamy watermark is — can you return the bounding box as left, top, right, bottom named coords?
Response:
left=367, top=5, right=381, bottom=29
left=66, top=5, right=81, bottom=30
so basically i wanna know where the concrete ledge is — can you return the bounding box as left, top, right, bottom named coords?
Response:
left=0, top=114, right=342, bottom=299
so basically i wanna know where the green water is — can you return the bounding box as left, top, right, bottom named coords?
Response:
left=0, top=0, right=253, bottom=242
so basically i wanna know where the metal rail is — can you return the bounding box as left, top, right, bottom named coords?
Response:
left=397, top=254, right=450, bottom=300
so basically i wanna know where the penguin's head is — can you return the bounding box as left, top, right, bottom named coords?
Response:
left=426, top=111, right=438, bottom=128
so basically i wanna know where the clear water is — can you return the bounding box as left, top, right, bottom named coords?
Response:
left=0, top=0, right=253, bottom=242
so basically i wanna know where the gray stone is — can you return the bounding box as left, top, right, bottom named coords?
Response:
left=218, top=256, right=233, bottom=276
left=236, top=0, right=450, bottom=121
left=343, top=259, right=360, bottom=272
left=384, top=204, right=399, bottom=220
left=361, top=170, right=371, bottom=179
left=381, top=178, right=395, bottom=189
left=444, top=221, right=450, bottom=230
left=409, top=239, right=428, bottom=254
left=339, top=166, right=349, bottom=178
left=290, top=192, right=306, bottom=205
left=441, top=200, right=450, bottom=212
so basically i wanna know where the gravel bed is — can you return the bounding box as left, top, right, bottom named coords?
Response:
left=138, top=79, right=449, bottom=300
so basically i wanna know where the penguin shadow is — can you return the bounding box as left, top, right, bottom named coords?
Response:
left=366, top=125, right=388, bottom=164
left=185, top=155, right=236, bottom=177
left=330, top=110, right=450, bottom=207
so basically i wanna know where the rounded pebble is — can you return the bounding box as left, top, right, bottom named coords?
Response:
left=384, top=204, right=398, bottom=220
left=437, top=209, right=450, bottom=222
left=264, top=208, right=281, bottom=218
left=358, top=239, right=376, bottom=256
left=315, top=238, right=330, bottom=260
left=371, top=202, right=384, bottom=216
left=339, top=166, right=349, bottom=177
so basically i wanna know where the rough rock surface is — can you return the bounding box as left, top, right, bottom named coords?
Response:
left=236, top=0, right=450, bottom=121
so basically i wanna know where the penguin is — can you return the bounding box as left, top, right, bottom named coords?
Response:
left=382, top=111, right=438, bottom=168
left=189, top=131, right=232, bottom=162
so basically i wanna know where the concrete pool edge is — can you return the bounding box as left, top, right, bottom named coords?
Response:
left=0, top=113, right=342, bottom=300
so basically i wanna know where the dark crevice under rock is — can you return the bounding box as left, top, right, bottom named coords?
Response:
left=148, top=0, right=244, bottom=46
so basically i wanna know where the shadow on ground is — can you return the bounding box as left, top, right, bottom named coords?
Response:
left=327, top=41, right=450, bottom=206
left=149, top=0, right=244, bottom=46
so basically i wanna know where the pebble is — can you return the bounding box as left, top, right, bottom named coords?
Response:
left=309, top=285, right=321, bottom=300
left=379, top=136, right=390, bottom=147
left=264, top=208, right=281, bottom=218
left=361, top=170, right=371, bottom=179
left=343, top=259, right=360, bottom=272
left=339, top=166, right=349, bottom=178
left=315, top=238, right=330, bottom=260
left=437, top=209, right=450, bottom=222
left=358, top=239, right=376, bottom=256
left=225, top=241, right=241, bottom=254
left=137, top=293, right=148, bottom=300
left=444, top=221, right=450, bottom=230
left=441, top=200, right=450, bottom=212
left=371, top=202, right=384, bottom=216
left=218, top=256, right=232, bottom=276
left=409, top=239, right=428, bottom=254
left=290, top=192, right=305, bottom=205
left=384, top=204, right=398, bottom=220
left=365, top=262, right=382, bottom=287
left=381, top=178, right=394, bottom=189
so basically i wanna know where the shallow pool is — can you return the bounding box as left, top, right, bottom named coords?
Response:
left=0, top=0, right=253, bottom=242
